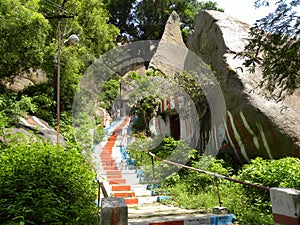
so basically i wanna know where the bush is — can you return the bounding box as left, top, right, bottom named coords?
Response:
left=184, top=156, right=231, bottom=194
left=163, top=156, right=231, bottom=211
left=162, top=156, right=300, bottom=225
left=224, top=157, right=300, bottom=225
left=0, top=139, right=99, bottom=225
left=128, top=136, right=196, bottom=182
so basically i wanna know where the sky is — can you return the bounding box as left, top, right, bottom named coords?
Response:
left=212, top=0, right=277, bottom=25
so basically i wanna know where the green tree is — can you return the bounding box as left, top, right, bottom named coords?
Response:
left=1, top=0, right=119, bottom=123
left=103, top=0, right=137, bottom=40
left=0, top=139, right=99, bottom=224
left=0, top=89, right=38, bottom=126
left=38, top=0, right=119, bottom=115
left=0, top=0, right=50, bottom=79
left=135, top=0, right=224, bottom=40
left=240, top=0, right=300, bottom=99
left=104, top=0, right=223, bottom=40
left=98, top=75, right=121, bottom=111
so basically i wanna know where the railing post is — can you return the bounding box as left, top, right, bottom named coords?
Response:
left=270, top=187, right=300, bottom=225
left=100, top=198, right=128, bottom=225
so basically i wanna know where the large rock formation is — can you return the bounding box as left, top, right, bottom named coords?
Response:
left=1, top=68, right=47, bottom=92
left=187, top=10, right=300, bottom=161
left=150, top=10, right=300, bottom=162
left=149, top=11, right=188, bottom=76
left=3, top=115, right=65, bottom=145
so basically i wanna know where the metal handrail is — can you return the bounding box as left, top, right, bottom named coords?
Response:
left=145, top=149, right=270, bottom=191
left=143, top=149, right=269, bottom=207
left=142, top=148, right=270, bottom=207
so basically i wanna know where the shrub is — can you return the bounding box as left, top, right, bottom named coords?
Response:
left=163, top=156, right=300, bottom=225
left=0, top=139, right=99, bottom=225
left=184, top=156, right=231, bottom=194
left=163, top=156, right=231, bottom=211
left=224, top=157, right=300, bottom=225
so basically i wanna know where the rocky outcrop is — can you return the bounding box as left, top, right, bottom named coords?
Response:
left=1, top=68, right=47, bottom=92
left=3, top=116, right=65, bottom=145
left=149, top=11, right=188, bottom=77
left=187, top=10, right=300, bottom=161
left=148, top=9, right=300, bottom=162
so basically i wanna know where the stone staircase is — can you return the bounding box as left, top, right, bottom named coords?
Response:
left=95, top=116, right=157, bottom=205
left=93, top=117, right=237, bottom=224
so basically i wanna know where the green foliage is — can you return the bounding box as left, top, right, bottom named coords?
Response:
left=224, top=157, right=300, bottom=224
left=73, top=111, right=99, bottom=153
left=0, top=139, right=99, bottom=224
left=134, top=0, right=223, bottom=40
left=167, top=183, right=220, bottom=211
left=103, top=0, right=137, bottom=40
left=127, top=71, right=163, bottom=135
left=0, top=0, right=50, bottom=78
left=1, top=0, right=119, bottom=124
left=128, top=136, right=197, bottom=182
left=104, top=0, right=223, bottom=40
left=0, top=92, right=38, bottom=125
left=161, top=156, right=300, bottom=224
left=237, top=157, right=300, bottom=189
left=163, top=156, right=229, bottom=211
left=19, top=82, right=56, bottom=124
left=98, top=76, right=120, bottom=111
left=240, top=0, right=300, bottom=99
left=183, top=156, right=231, bottom=194
left=131, top=96, right=161, bottom=135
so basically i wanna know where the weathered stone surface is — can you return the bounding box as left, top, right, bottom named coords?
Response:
left=3, top=115, right=65, bottom=145
left=187, top=10, right=300, bottom=161
left=1, top=68, right=47, bottom=92
left=149, top=11, right=188, bottom=77
left=100, top=198, right=128, bottom=225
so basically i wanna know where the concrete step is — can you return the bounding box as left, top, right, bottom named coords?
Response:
left=125, top=197, right=139, bottom=205
left=133, top=189, right=152, bottom=197
left=136, top=196, right=159, bottom=204
left=107, top=175, right=123, bottom=179
left=103, top=166, right=119, bottom=170
left=109, top=178, right=127, bottom=185
left=105, top=170, right=122, bottom=175
left=121, top=170, right=138, bottom=175
left=112, top=191, right=135, bottom=198
left=128, top=203, right=236, bottom=225
left=112, top=185, right=131, bottom=191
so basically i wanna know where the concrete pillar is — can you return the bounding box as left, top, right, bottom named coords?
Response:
left=100, top=198, right=128, bottom=225
left=270, top=187, right=300, bottom=225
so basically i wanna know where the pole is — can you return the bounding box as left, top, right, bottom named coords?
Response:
left=151, top=155, right=155, bottom=181
left=97, top=180, right=101, bottom=208
left=56, top=13, right=62, bottom=145
left=215, top=177, right=223, bottom=207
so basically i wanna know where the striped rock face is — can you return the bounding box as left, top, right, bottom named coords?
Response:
left=187, top=10, right=300, bottom=162
left=223, top=110, right=298, bottom=162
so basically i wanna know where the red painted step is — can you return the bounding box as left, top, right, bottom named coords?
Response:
left=106, top=170, right=122, bottom=175
left=124, top=197, right=138, bottom=205
left=109, top=178, right=126, bottom=185
left=103, top=166, right=119, bottom=170
left=100, top=158, right=115, bottom=161
left=112, top=185, right=131, bottom=191
left=113, top=191, right=135, bottom=197
left=102, top=163, right=118, bottom=168
left=107, top=175, right=123, bottom=179
left=101, top=158, right=116, bottom=161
